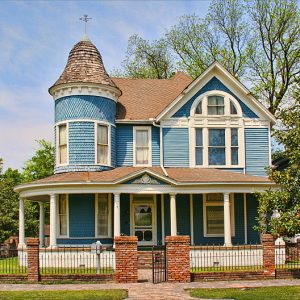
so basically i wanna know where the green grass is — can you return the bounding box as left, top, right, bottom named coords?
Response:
left=0, top=290, right=127, bottom=300
left=190, top=286, right=300, bottom=300
left=0, top=257, right=26, bottom=274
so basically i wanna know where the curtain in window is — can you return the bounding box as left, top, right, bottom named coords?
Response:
left=195, top=128, right=203, bottom=165
left=97, top=194, right=108, bottom=236
left=136, top=130, right=149, bottom=165
left=209, top=129, right=225, bottom=165
left=59, top=195, right=67, bottom=236
left=206, top=206, right=224, bottom=234
left=207, top=96, right=224, bottom=115
left=97, top=125, right=108, bottom=164
left=59, top=125, right=67, bottom=164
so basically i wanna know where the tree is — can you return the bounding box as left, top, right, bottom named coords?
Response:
left=256, top=92, right=300, bottom=238
left=118, top=34, right=175, bottom=79
left=247, top=0, right=300, bottom=115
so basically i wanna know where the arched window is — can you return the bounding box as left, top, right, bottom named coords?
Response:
left=195, top=100, right=203, bottom=114
left=207, top=95, right=225, bottom=115
left=230, top=101, right=237, bottom=115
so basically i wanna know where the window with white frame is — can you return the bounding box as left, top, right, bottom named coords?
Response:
left=58, top=124, right=67, bottom=164
left=195, top=128, right=203, bottom=165
left=231, top=128, right=239, bottom=165
left=58, top=194, right=68, bottom=237
left=96, top=194, right=111, bottom=237
left=204, top=193, right=234, bottom=236
left=134, top=127, right=151, bottom=166
left=207, top=95, right=225, bottom=115
left=97, top=124, right=109, bottom=165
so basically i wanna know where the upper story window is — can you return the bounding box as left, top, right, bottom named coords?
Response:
left=134, top=127, right=152, bottom=166
left=58, top=124, right=67, bottom=165
left=97, top=124, right=109, bottom=165
left=209, top=129, right=226, bottom=165
left=207, top=96, right=224, bottom=115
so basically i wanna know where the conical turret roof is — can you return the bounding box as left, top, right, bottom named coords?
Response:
left=50, top=37, right=119, bottom=92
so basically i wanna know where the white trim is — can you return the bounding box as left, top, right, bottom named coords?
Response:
left=203, top=193, right=235, bottom=238
left=49, top=82, right=121, bottom=102
left=133, top=126, right=152, bottom=167
left=161, top=194, right=165, bottom=245
left=268, top=122, right=272, bottom=167
left=55, top=119, right=115, bottom=127
left=56, top=194, right=69, bottom=238
left=130, top=194, right=157, bottom=245
left=156, top=62, right=276, bottom=123
left=95, top=193, right=112, bottom=238
left=95, top=123, right=111, bottom=167
left=244, top=193, right=248, bottom=244
left=116, top=120, right=153, bottom=124
left=190, top=194, right=194, bottom=245
left=56, top=123, right=69, bottom=166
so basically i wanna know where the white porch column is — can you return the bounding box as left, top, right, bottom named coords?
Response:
left=224, top=192, right=232, bottom=246
left=18, top=198, right=26, bottom=248
left=49, top=194, right=57, bottom=247
left=170, top=193, right=177, bottom=236
left=114, top=193, right=121, bottom=238
left=39, top=202, right=45, bottom=247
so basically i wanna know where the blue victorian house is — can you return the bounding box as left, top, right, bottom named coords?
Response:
left=15, top=35, right=276, bottom=248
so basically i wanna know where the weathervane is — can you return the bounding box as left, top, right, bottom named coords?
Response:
left=80, top=14, right=92, bottom=34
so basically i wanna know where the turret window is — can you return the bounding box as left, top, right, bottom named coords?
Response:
left=97, top=125, right=109, bottom=165
left=58, top=124, right=67, bottom=164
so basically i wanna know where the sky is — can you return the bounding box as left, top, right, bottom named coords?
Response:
left=0, top=0, right=211, bottom=171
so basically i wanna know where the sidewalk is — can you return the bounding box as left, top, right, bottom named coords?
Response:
left=1, top=279, right=300, bottom=300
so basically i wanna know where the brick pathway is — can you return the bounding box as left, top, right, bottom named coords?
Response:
left=0, top=279, right=300, bottom=299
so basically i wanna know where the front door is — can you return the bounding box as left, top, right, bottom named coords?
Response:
left=131, top=195, right=156, bottom=245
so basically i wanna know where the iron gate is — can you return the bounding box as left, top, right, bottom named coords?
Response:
left=152, top=245, right=166, bottom=284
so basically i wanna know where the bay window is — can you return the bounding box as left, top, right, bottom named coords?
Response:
left=97, top=125, right=109, bottom=165
left=134, top=127, right=151, bottom=166
left=96, top=194, right=111, bottom=237
left=58, top=124, right=67, bottom=164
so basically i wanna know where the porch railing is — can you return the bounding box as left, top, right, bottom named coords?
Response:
left=275, top=242, right=300, bottom=269
left=39, top=246, right=115, bottom=275
left=0, top=244, right=27, bottom=274
left=190, top=244, right=263, bottom=272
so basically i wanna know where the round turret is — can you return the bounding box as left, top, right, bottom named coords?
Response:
left=50, top=37, right=120, bottom=174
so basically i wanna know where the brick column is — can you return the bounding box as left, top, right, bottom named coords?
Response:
left=27, top=238, right=40, bottom=282
left=297, top=238, right=300, bottom=261
left=166, top=235, right=190, bottom=283
left=261, top=233, right=275, bottom=275
left=115, top=236, right=138, bottom=283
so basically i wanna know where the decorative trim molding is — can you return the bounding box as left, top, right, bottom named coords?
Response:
left=131, top=174, right=162, bottom=185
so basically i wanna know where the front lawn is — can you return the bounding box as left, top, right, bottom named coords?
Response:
left=190, top=286, right=300, bottom=300
left=0, top=290, right=127, bottom=300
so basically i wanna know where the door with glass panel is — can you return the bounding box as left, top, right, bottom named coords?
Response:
left=131, top=195, right=156, bottom=245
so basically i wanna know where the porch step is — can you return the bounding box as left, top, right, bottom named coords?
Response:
left=138, top=251, right=153, bottom=269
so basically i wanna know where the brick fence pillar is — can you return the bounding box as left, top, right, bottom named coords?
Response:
left=261, top=233, right=275, bottom=276
left=27, top=238, right=40, bottom=282
left=297, top=238, right=300, bottom=261
left=166, top=235, right=190, bottom=283
left=115, top=236, right=138, bottom=283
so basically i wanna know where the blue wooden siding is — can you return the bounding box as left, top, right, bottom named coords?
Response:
left=57, top=238, right=112, bottom=245
left=164, top=194, right=171, bottom=237
left=176, top=194, right=190, bottom=236
left=152, top=126, right=160, bottom=166
left=69, top=122, right=95, bottom=165
left=120, top=194, right=130, bottom=236
left=163, top=128, right=189, bottom=167
left=172, top=77, right=258, bottom=118
left=69, top=194, right=95, bottom=238
left=156, top=195, right=162, bottom=244
left=111, top=125, right=116, bottom=167
left=246, top=194, right=260, bottom=243
left=245, top=128, right=269, bottom=176
left=192, top=194, right=245, bottom=245
left=218, top=168, right=244, bottom=173
left=116, top=125, right=133, bottom=166
left=55, top=95, right=116, bottom=124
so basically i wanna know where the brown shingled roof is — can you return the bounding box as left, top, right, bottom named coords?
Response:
left=113, top=72, right=193, bottom=120
left=50, top=39, right=119, bottom=91
left=26, top=167, right=271, bottom=185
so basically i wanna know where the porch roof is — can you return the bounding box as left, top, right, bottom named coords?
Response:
left=19, top=167, right=272, bottom=186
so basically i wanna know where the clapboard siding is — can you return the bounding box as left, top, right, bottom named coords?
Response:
left=245, top=128, right=269, bottom=176
left=246, top=194, right=260, bottom=243
left=176, top=194, right=190, bottom=236
left=111, top=125, right=116, bottom=167
left=116, top=125, right=133, bottom=166
left=173, top=77, right=258, bottom=118
left=163, top=128, right=189, bottom=167
left=152, top=126, right=160, bottom=166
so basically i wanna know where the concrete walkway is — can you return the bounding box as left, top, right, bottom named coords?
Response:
left=1, top=279, right=300, bottom=299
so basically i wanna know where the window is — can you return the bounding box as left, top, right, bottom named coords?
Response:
left=58, top=194, right=68, bottom=236
left=207, top=96, right=224, bottom=115
left=231, top=128, right=239, bottom=165
left=134, top=127, right=151, bottom=166
left=58, top=124, right=67, bottom=164
left=97, top=125, right=109, bottom=165
left=209, top=129, right=225, bottom=165
left=195, top=100, right=203, bottom=114
left=230, top=101, right=238, bottom=114
left=204, top=193, right=234, bottom=236
left=96, top=194, right=110, bottom=237
left=195, top=128, right=203, bottom=165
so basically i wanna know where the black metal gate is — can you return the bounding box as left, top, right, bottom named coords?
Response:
left=152, top=245, right=166, bottom=284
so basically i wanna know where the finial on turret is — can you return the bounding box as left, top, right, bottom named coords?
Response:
left=80, top=14, right=92, bottom=34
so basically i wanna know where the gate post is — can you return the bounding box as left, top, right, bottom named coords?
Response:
left=261, top=233, right=275, bottom=276
left=166, top=235, right=190, bottom=283
left=115, top=236, right=138, bottom=283
left=27, top=238, right=40, bottom=282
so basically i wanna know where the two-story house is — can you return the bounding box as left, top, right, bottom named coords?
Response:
left=15, top=35, right=276, bottom=248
